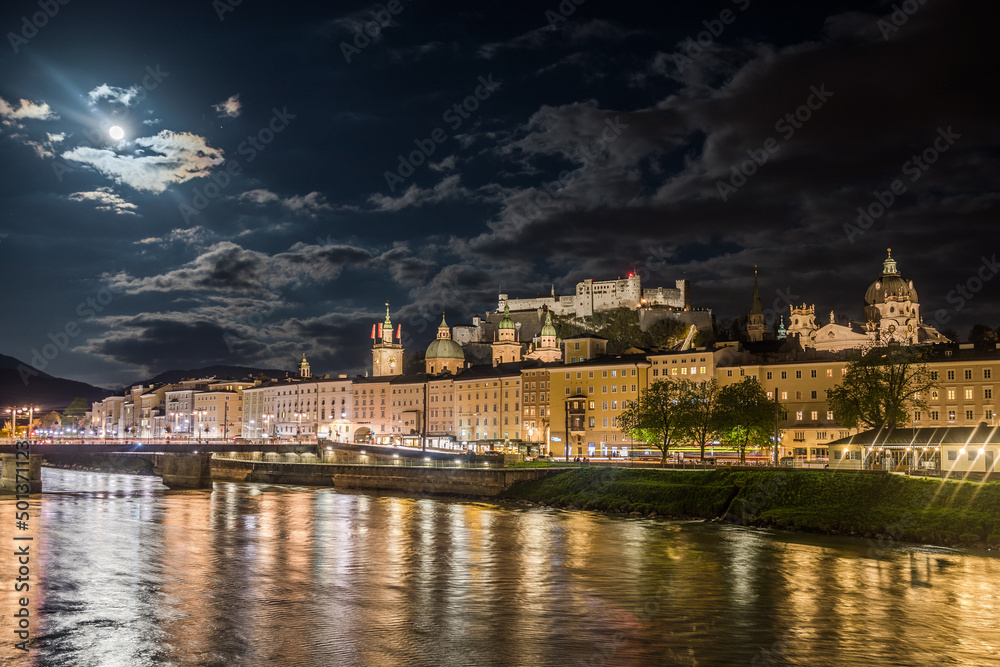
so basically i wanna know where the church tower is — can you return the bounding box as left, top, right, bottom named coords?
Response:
left=298, top=353, right=311, bottom=378
left=746, top=268, right=767, bottom=342
left=492, top=303, right=522, bottom=366
left=526, top=309, right=562, bottom=363
left=425, top=313, right=465, bottom=375
left=372, top=303, right=404, bottom=377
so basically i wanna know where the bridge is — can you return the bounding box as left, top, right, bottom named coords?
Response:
left=0, top=441, right=320, bottom=492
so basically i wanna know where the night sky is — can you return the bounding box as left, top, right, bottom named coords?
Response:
left=1, top=0, right=997, bottom=388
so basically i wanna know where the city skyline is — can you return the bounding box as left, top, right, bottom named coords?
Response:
left=1, top=0, right=997, bottom=388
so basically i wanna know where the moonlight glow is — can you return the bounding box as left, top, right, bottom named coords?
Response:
left=109, top=125, right=124, bottom=141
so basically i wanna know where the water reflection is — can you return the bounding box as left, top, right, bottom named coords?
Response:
left=0, top=468, right=998, bottom=666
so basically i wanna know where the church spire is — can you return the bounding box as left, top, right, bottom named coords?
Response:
left=750, top=266, right=763, bottom=315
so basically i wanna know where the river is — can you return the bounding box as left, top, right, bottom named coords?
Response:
left=1, top=468, right=998, bottom=666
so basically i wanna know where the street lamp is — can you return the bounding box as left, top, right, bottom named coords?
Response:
left=194, top=410, right=207, bottom=442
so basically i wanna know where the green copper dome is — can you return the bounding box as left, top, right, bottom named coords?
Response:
left=498, top=303, right=515, bottom=329
left=426, top=338, right=465, bottom=360
left=540, top=310, right=557, bottom=337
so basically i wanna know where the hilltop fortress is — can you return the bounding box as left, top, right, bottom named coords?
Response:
left=497, top=274, right=690, bottom=318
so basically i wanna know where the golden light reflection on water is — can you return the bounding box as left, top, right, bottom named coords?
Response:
left=0, top=469, right=999, bottom=666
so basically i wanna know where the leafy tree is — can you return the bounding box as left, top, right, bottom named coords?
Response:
left=680, top=379, right=722, bottom=462
left=618, top=380, right=691, bottom=466
left=596, top=307, right=645, bottom=353
left=826, top=345, right=935, bottom=432
left=38, top=411, right=62, bottom=428
left=717, top=376, right=775, bottom=464
left=969, top=323, right=999, bottom=347
left=64, top=397, right=88, bottom=417
left=939, top=328, right=959, bottom=343
left=646, top=318, right=688, bottom=349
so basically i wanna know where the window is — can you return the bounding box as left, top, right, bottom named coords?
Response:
left=948, top=410, right=956, bottom=421
left=931, top=371, right=939, bottom=380
left=826, top=369, right=833, bottom=377
left=914, top=411, right=921, bottom=421
left=796, top=371, right=802, bottom=379
left=811, top=411, right=818, bottom=421
left=811, top=391, right=818, bottom=399
left=766, top=372, right=773, bottom=380
left=930, top=411, right=939, bottom=421
left=947, top=370, right=955, bottom=380
left=986, top=369, right=993, bottom=380
left=965, top=370, right=973, bottom=380
left=827, top=411, right=834, bottom=420
left=781, top=391, right=788, bottom=400
left=795, top=391, right=802, bottom=399
left=968, top=450, right=977, bottom=461
left=947, top=389, right=956, bottom=400
left=931, top=390, right=939, bottom=400
left=796, top=411, right=803, bottom=420
left=781, top=371, right=787, bottom=379
left=811, top=370, right=817, bottom=378
left=588, top=401, right=595, bottom=410
left=947, top=450, right=957, bottom=461
left=588, top=417, right=595, bottom=428
left=986, top=389, right=993, bottom=400
left=966, top=410, right=974, bottom=420
left=965, top=389, right=974, bottom=400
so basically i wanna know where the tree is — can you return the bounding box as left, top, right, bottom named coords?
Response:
left=680, top=379, right=722, bottom=462
left=596, top=307, right=645, bottom=353
left=826, top=345, right=935, bottom=433
left=969, top=323, right=998, bottom=347
left=646, top=318, right=688, bottom=349
left=717, top=376, right=774, bottom=464
left=618, top=380, right=691, bottom=466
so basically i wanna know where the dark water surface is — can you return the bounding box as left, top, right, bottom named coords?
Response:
left=1, top=468, right=998, bottom=666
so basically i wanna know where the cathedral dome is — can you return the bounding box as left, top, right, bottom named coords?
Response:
left=864, top=249, right=917, bottom=305
left=426, top=338, right=465, bottom=361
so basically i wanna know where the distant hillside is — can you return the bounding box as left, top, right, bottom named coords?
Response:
left=0, top=354, right=113, bottom=412
left=134, top=365, right=292, bottom=388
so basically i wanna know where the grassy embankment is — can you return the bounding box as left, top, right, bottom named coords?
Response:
left=501, top=468, right=1000, bottom=548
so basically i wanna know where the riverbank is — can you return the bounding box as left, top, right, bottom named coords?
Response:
left=42, top=454, right=156, bottom=476
left=501, top=468, right=1000, bottom=549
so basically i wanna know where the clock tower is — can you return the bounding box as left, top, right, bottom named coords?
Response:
left=372, top=302, right=404, bottom=377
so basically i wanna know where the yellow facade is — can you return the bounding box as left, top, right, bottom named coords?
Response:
left=548, top=354, right=650, bottom=458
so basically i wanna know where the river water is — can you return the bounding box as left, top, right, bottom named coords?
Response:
left=1, top=468, right=998, bottom=666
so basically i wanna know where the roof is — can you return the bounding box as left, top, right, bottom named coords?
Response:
left=828, top=425, right=1000, bottom=447
left=426, top=337, right=465, bottom=360
left=561, top=353, right=650, bottom=368
left=562, top=333, right=609, bottom=341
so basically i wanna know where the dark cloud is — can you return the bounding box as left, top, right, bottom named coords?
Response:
left=0, top=0, right=997, bottom=386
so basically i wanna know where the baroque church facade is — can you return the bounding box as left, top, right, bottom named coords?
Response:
left=750, top=250, right=950, bottom=351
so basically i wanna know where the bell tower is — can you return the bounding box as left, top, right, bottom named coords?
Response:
left=746, top=268, right=767, bottom=342
left=372, top=302, right=404, bottom=377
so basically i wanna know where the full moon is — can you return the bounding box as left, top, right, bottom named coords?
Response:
left=109, top=125, right=124, bottom=141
